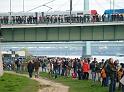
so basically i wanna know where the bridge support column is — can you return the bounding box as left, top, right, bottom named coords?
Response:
left=84, top=0, right=89, bottom=10
left=0, top=42, right=3, bottom=76
left=82, top=41, right=91, bottom=58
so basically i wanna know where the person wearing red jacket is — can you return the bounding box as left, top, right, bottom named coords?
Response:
left=82, top=59, right=90, bottom=80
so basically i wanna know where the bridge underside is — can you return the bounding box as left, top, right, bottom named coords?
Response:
left=2, top=25, right=124, bottom=42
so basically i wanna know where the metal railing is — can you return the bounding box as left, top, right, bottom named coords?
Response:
left=0, top=14, right=124, bottom=25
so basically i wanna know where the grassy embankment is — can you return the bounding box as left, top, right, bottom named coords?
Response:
left=0, top=73, right=40, bottom=92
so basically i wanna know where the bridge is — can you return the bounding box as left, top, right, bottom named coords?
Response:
left=1, top=22, right=124, bottom=42
left=2, top=41, right=124, bottom=48
left=0, top=0, right=123, bottom=76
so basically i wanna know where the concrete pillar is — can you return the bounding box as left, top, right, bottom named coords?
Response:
left=84, top=0, right=89, bottom=10
left=0, top=42, right=3, bottom=76
left=82, top=41, right=91, bottom=57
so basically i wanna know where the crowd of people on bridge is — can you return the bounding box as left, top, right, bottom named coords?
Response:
left=3, top=56, right=124, bottom=92
left=0, top=13, right=124, bottom=25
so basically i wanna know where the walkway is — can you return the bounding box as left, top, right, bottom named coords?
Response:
left=5, top=71, right=69, bottom=92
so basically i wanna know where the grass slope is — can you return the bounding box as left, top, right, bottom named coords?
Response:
left=40, top=72, right=121, bottom=92
left=0, top=73, right=39, bottom=92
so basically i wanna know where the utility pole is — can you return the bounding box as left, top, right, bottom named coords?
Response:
left=113, top=0, right=115, bottom=14
left=110, top=0, right=112, bottom=10
left=10, top=0, right=11, bottom=14
left=9, top=0, right=12, bottom=24
left=113, top=0, right=115, bottom=10
left=84, top=0, right=89, bottom=11
left=23, top=0, right=24, bottom=12
left=70, top=0, right=72, bottom=24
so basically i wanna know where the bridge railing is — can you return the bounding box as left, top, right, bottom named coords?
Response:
left=0, top=14, right=124, bottom=25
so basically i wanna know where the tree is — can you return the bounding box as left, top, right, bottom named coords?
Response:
left=20, top=48, right=32, bottom=62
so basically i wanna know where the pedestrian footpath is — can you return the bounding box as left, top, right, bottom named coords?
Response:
left=5, top=71, right=69, bottom=92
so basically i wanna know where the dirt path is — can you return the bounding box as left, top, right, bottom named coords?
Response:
left=35, top=78, right=69, bottom=92
left=5, top=71, right=69, bottom=92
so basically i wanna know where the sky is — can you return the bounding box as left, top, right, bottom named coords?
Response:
left=0, top=0, right=124, bottom=14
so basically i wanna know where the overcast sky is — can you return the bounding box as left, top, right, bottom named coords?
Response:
left=0, top=0, right=124, bottom=14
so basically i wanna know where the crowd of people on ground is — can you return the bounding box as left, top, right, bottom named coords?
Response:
left=3, top=56, right=124, bottom=92
left=0, top=13, right=124, bottom=25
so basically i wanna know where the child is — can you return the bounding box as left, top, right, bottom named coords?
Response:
left=72, top=69, right=77, bottom=79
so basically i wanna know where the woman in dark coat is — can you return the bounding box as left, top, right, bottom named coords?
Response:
left=106, top=58, right=117, bottom=92
left=27, top=60, right=34, bottom=78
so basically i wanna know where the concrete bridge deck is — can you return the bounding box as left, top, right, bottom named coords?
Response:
left=1, top=21, right=124, bottom=42
left=1, top=21, right=124, bottom=29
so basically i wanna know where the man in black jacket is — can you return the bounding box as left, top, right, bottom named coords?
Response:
left=27, top=60, right=34, bottom=78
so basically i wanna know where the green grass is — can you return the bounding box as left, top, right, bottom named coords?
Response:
left=40, top=72, right=121, bottom=92
left=0, top=73, right=40, bottom=92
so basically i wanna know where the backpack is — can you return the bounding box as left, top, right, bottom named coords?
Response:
left=72, top=72, right=77, bottom=78
left=101, top=68, right=106, bottom=78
